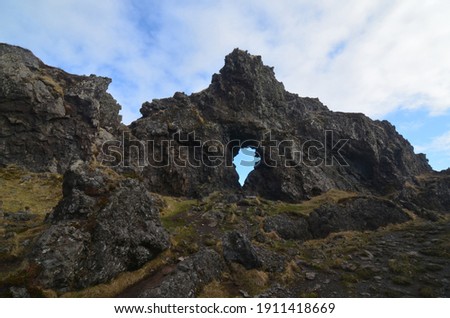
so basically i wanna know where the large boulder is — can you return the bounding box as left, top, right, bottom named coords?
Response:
left=139, top=249, right=224, bottom=298
left=222, top=231, right=261, bottom=269
left=31, top=162, right=170, bottom=292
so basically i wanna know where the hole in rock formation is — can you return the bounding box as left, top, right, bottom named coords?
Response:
left=233, top=147, right=261, bottom=186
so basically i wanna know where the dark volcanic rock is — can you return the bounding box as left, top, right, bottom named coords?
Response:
left=263, top=214, right=312, bottom=241
left=31, top=161, right=170, bottom=292
left=0, top=43, right=433, bottom=202
left=398, top=171, right=450, bottom=216
left=2, top=43, right=448, bottom=299
left=130, top=48, right=431, bottom=201
left=222, top=231, right=261, bottom=269
left=139, top=249, right=224, bottom=298
left=253, top=246, right=288, bottom=273
left=9, top=287, right=30, bottom=298
left=262, top=197, right=411, bottom=242
left=308, top=197, right=411, bottom=238
left=0, top=43, right=122, bottom=173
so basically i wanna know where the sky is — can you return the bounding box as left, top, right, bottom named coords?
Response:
left=233, top=148, right=261, bottom=186
left=1, top=0, right=449, bottom=172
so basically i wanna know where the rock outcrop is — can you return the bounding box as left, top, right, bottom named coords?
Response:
left=222, top=231, right=261, bottom=269
left=1, top=43, right=448, bottom=298
left=31, top=161, right=170, bottom=292
left=307, top=197, right=411, bottom=238
left=0, top=43, right=122, bottom=173
left=263, top=214, right=312, bottom=241
left=397, top=171, right=450, bottom=216
left=0, top=43, right=433, bottom=201
left=262, top=197, right=411, bottom=241
left=138, top=249, right=224, bottom=298
left=129, top=49, right=431, bottom=201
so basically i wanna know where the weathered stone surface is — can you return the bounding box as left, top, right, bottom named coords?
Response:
left=262, top=197, right=411, bottom=241
left=139, top=249, right=224, bottom=298
left=130, top=49, right=431, bottom=201
left=397, top=171, right=450, bottom=216
left=31, top=161, right=170, bottom=292
left=253, top=246, right=287, bottom=273
left=308, top=197, right=411, bottom=238
left=0, top=43, right=122, bottom=173
left=222, top=231, right=261, bottom=269
left=0, top=43, right=435, bottom=204
left=9, top=286, right=30, bottom=298
left=1, top=43, right=450, bottom=299
left=263, top=214, right=312, bottom=241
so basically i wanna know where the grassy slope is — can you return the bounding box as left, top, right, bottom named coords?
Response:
left=2, top=167, right=448, bottom=298
left=0, top=165, right=62, bottom=214
left=0, top=165, right=63, bottom=296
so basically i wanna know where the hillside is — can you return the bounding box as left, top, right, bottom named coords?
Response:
left=0, top=43, right=449, bottom=297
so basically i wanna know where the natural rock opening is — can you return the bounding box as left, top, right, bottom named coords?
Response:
left=233, top=147, right=260, bottom=186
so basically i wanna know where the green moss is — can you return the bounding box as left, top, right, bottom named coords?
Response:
left=340, top=272, right=358, bottom=284
left=297, top=231, right=371, bottom=272
left=356, top=266, right=378, bottom=280
left=198, top=191, right=221, bottom=211
left=299, top=291, right=319, bottom=298
left=160, top=196, right=197, bottom=229
left=265, top=189, right=357, bottom=217
left=165, top=222, right=200, bottom=256
left=0, top=165, right=61, bottom=293
left=391, top=275, right=412, bottom=286
left=269, top=238, right=300, bottom=254
left=419, top=286, right=435, bottom=297
left=238, top=197, right=261, bottom=207
left=388, top=256, right=414, bottom=276
left=0, top=165, right=62, bottom=215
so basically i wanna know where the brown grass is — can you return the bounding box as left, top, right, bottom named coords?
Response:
left=280, top=260, right=300, bottom=284
left=0, top=165, right=62, bottom=215
left=61, top=250, right=171, bottom=297
left=230, top=263, right=269, bottom=296
left=198, top=280, right=231, bottom=298
left=38, top=74, right=64, bottom=96
left=266, top=189, right=357, bottom=217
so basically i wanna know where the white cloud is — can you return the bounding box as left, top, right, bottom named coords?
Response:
left=415, top=130, right=450, bottom=170
left=165, top=0, right=450, bottom=118
left=420, top=131, right=450, bottom=152
left=1, top=0, right=450, bottom=126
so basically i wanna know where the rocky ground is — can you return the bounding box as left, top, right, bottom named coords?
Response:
left=1, top=43, right=449, bottom=298
left=0, top=164, right=449, bottom=298
left=123, top=191, right=450, bottom=298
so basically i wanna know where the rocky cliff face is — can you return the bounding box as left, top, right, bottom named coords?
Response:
left=31, top=161, right=170, bottom=292
left=130, top=49, right=431, bottom=201
left=0, top=43, right=122, bottom=173
left=1, top=43, right=448, bottom=298
left=0, top=44, right=432, bottom=200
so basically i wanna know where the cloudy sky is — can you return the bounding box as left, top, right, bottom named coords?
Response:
left=1, top=0, right=449, bottom=170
